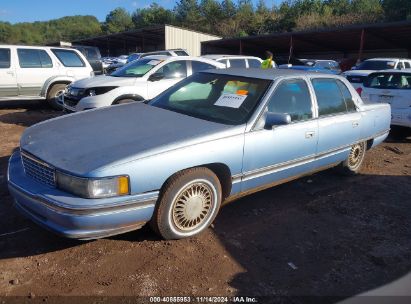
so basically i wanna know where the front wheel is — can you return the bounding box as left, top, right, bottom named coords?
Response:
left=47, top=83, right=66, bottom=110
left=338, top=141, right=366, bottom=175
left=150, top=167, right=222, bottom=240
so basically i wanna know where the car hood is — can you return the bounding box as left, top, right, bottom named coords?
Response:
left=72, top=75, right=136, bottom=88
left=20, top=103, right=235, bottom=176
left=344, top=70, right=375, bottom=76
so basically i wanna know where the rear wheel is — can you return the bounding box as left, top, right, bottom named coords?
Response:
left=338, top=141, right=366, bottom=175
left=47, top=83, right=66, bottom=110
left=150, top=167, right=222, bottom=240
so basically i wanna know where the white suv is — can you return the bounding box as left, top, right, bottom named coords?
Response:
left=343, top=58, right=411, bottom=91
left=202, top=55, right=268, bottom=68
left=62, top=55, right=225, bottom=112
left=0, top=45, right=93, bottom=109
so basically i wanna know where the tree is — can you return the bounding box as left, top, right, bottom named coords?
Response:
left=103, top=7, right=133, bottom=34
left=132, top=3, right=175, bottom=28
left=174, top=0, right=202, bottom=28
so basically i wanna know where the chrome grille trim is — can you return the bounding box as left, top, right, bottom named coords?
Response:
left=20, top=150, right=56, bottom=187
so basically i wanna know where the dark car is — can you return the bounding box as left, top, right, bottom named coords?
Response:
left=72, top=45, right=104, bottom=75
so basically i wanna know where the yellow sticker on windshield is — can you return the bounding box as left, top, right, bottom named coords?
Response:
left=236, top=90, right=248, bottom=95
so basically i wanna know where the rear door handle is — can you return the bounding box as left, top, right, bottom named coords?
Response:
left=352, top=121, right=359, bottom=128
left=6, top=71, right=14, bottom=76
left=305, top=131, right=315, bottom=138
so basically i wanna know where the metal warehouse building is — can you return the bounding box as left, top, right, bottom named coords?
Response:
left=201, top=21, right=411, bottom=60
left=72, top=25, right=221, bottom=57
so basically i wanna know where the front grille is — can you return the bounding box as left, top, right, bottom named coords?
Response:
left=21, top=151, right=56, bottom=187
left=347, top=75, right=366, bottom=83
left=63, top=95, right=81, bottom=107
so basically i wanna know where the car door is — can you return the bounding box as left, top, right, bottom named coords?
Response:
left=241, top=77, right=318, bottom=192
left=146, top=60, right=188, bottom=99
left=16, top=48, right=54, bottom=97
left=311, top=77, right=362, bottom=168
left=0, top=47, right=18, bottom=97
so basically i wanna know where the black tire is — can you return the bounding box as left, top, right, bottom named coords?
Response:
left=150, top=167, right=222, bottom=240
left=47, top=83, right=67, bottom=110
left=338, top=141, right=366, bottom=175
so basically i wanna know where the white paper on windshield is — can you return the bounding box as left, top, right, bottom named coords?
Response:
left=214, top=93, right=247, bottom=108
left=147, top=60, right=161, bottom=66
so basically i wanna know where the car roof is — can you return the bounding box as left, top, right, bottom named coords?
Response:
left=368, top=69, right=411, bottom=73
left=202, top=54, right=261, bottom=60
left=201, top=68, right=342, bottom=80
left=365, top=58, right=406, bottom=61
left=140, top=55, right=225, bottom=65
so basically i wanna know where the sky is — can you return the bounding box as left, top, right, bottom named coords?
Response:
left=0, top=0, right=282, bottom=24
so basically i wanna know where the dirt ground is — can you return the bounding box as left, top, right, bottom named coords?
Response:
left=0, top=100, right=410, bottom=302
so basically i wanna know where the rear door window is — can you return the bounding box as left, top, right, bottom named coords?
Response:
left=174, top=50, right=189, bottom=56
left=17, top=49, right=53, bottom=68
left=312, top=78, right=347, bottom=116
left=404, top=62, right=411, bottom=69
left=266, top=78, right=313, bottom=122
left=229, top=59, right=247, bottom=68
left=0, top=48, right=11, bottom=68
left=191, top=61, right=216, bottom=74
left=247, top=59, right=261, bottom=68
left=51, top=49, right=85, bottom=67
left=336, top=80, right=357, bottom=112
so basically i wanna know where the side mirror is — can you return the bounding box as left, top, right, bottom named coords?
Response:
left=264, top=112, right=291, bottom=129
left=148, top=72, right=164, bottom=82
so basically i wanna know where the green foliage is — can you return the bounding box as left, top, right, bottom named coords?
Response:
left=0, top=0, right=409, bottom=45
left=102, top=7, right=133, bottom=33
left=0, top=16, right=102, bottom=45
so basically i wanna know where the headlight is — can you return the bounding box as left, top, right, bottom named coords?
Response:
left=89, top=89, right=96, bottom=96
left=85, top=86, right=118, bottom=96
left=56, top=172, right=130, bottom=198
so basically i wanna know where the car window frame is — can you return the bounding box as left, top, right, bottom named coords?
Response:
left=311, top=77, right=355, bottom=118
left=251, top=76, right=315, bottom=131
left=17, top=48, right=54, bottom=69
left=51, top=48, right=86, bottom=68
left=0, top=48, right=11, bottom=69
left=264, top=78, right=315, bottom=124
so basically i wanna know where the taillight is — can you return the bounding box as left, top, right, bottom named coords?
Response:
left=356, top=87, right=363, bottom=96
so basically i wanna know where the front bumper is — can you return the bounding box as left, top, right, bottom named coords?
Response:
left=61, top=94, right=110, bottom=112
left=391, top=108, right=411, bottom=128
left=7, top=151, right=158, bottom=240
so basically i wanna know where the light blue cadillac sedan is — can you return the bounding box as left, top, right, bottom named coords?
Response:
left=7, top=69, right=391, bottom=240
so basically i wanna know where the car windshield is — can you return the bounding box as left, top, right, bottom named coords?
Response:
left=149, top=72, right=271, bottom=125
left=364, top=73, right=411, bottom=89
left=111, top=58, right=163, bottom=77
left=356, top=60, right=396, bottom=70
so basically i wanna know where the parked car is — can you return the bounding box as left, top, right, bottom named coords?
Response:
left=61, top=55, right=225, bottom=112
left=105, top=55, right=129, bottom=74
left=71, top=45, right=104, bottom=75
left=126, top=53, right=143, bottom=63
left=0, top=45, right=93, bottom=109
left=140, top=49, right=189, bottom=58
left=279, top=59, right=341, bottom=74
left=362, top=69, right=411, bottom=129
left=8, top=69, right=391, bottom=240
left=202, top=55, right=267, bottom=68
left=343, top=58, right=411, bottom=91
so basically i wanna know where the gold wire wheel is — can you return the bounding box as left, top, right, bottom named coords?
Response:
left=172, top=182, right=214, bottom=231
left=348, top=143, right=365, bottom=170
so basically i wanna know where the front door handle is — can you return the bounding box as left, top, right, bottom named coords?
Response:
left=6, top=71, right=14, bottom=76
left=352, top=121, right=359, bottom=128
left=305, top=131, right=315, bottom=139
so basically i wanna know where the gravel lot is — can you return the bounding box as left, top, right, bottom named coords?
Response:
left=0, top=101, right=410, bottom=302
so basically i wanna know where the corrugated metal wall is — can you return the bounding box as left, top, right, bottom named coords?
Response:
left=165, top=25, right=221, bottom=56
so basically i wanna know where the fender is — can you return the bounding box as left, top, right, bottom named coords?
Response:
left=40, top=76, right=74, bottom=97
left=112, top=94, right=145, bottom=104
